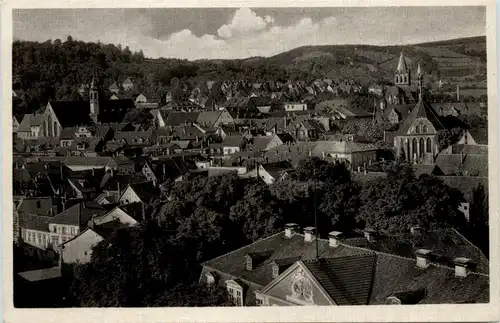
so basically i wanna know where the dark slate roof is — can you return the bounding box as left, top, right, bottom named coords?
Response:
left=48, top=202, right=107, bottom=227
left=196, top=111, right=222, bottom=126
left=49, top=101, right=93, bottom=127
left=99, top=99, right=135, bottom=124
left=461, top=154, right=488, bottom=177
left=303, top=255, right=377, bottom=305
left=343, top=228, right=489, bottom=274
left=248, top=136, right=276, bottom=151
left=223, top=135, right=246, bottom=147
left=452, top=144, right=488, bottom=155
left=100, top=173, right=148, bottom=191
left=17, top=197, right=57, bottom=216
left=202, top=232, right=365, bottom=287
left=18, top=266, right=62, bottom=282
left=261, top=161, right=293, bottom=179
left=383, top=104, right=413, bottom=121
left=202, top=231, right=489, bottom=304
left=434, top=154, right=463, bottom=175
left=127, top=181, right=161, bottom=204
left=160, top=111, right=201, bottom=126
left=369, top=253, right=489, bottom=304
left=161, top=101, right=202, bottom=111
left=468, top=128, right=488, bottom=145
left=19, top=213, right=52, bottom=232
left=438, top=176, right=488, bottom=202
left=399, top=98, right=444, bottom=134
left=413, top=164, right=443, bottom=177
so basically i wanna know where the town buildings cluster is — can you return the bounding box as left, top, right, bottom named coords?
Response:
left=13, top=51, right=489, bottom=305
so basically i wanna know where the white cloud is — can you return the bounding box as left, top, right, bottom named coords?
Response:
left=125, top=10, right=342, bottom=60
left=264, top=15, right=275, bottom=24
left=217, top=8, right=270, bottom=39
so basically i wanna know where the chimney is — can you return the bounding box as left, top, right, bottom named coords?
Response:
left=117, top=182, right=121, bottom=197
left=284, top=223, right=299, bottom=238
left=363, top=228, right=377, bottom=242
left=456, top=85, right=460, bottom=102
left=308, top=150, right=312, bottom=157
left=453, top=257, right=476, bottom=278
left=415, top=249, right=432, bottom=269
left=329, top=231, right=343, bottom=248
left=303, top=227, right=316, bottom=242
left=357, top=166, right=361, bottom=173
left=460, top=151, right=464, bottom=164
left=410, top=226, right=422, bottom=235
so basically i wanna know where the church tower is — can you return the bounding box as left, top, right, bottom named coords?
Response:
left=417, top=62, right=424, bottom=99
left=89, top=75, right=99, bottom=123
left=394, top=51, right=411, bottom=86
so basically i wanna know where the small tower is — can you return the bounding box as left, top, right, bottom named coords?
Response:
left=417, top=62, right=424, bottom=100
left=394, top=51, right=411, bottom=86
left=89, top=75, right=99, bottom=124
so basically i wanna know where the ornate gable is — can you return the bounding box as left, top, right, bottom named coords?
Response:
left=259, top=262, right=335, bottom=306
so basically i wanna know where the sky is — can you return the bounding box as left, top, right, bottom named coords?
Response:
left=13, top=7, right=486, bottom=60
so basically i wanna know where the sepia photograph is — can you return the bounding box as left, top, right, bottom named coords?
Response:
left=3, top=1, right=498, bottom=322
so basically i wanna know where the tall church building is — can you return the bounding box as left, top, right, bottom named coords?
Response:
left=394, top=66, right=445, bottom=164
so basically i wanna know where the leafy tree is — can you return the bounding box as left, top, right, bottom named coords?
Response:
left=295, top=157, right=328, bottom=181
left=465, top=183, right=489, bottom=256
left=357, top=174, right=466, bottom=232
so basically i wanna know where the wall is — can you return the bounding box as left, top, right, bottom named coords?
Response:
left=21, top=228, right=51, bottom=249
left=264, top=264, right=333, bottom=306
left=351, top=150, right=377, bottom=168
left=223, top=146, right=240, bottom=155
left=48, top=223, right=80, bottom=247
left=119, top=186, right=142, bottom=204
left=62, top=229, right=104, bottom=264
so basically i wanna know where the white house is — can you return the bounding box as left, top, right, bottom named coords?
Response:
left=61, top=228, right=104, bottom=264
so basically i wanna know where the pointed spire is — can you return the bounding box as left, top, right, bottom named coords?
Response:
left=90, top=74, right=96, bottom=89
left=416, top=62, right=423, bottom=76
left=396, top=51, right=408, bottom=73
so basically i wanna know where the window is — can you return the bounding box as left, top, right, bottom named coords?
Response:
left=37, top=233, right=41, bottom=244
left=272, top=265, right=279, bottom=278
left=62, top=227, right=66, bottom=235
left=426, top=138, right=432, bottom=153
left=255, top=298, right=263, bottom=306
left=36, top=201, right=41, bottom=209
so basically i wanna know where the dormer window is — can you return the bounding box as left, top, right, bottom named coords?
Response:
left=272, top=264, right=279, bottom=278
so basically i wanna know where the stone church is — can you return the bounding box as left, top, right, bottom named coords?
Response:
left=393, top=65, right=445, bottom=164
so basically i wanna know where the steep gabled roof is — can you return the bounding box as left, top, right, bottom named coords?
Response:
left=399, top=98, right=445, bottom=134
left=127, top=181, right=161, bottom=204
left=49, top=101, right=93, bottom=127
left=48, top=202, right=107, bottom=227
left=99, top=99, right=135, bottom=124
left=396, top=51, right=408, bottom=73
left=303, top=255, right=377, bottom=305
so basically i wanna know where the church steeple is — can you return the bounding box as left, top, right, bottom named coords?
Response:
left=89, top=74, right=99, bottom=123
left=396, top=51, right=408, bottom=73
left=417, top=63, right=424, bottom=100
left=394, top=50, right=411, bottom=86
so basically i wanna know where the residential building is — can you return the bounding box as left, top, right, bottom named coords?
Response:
left=199, top=224, right=489, bottom=306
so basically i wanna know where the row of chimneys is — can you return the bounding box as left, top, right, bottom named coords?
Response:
left=284, top=223, right=476, bottom=278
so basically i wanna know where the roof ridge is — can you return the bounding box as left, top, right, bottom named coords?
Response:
left=200, top=231, right=284, bottom=266
left=450, top=227, right=489, bottom=263
left=340, top=240, right=489, bottom=278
